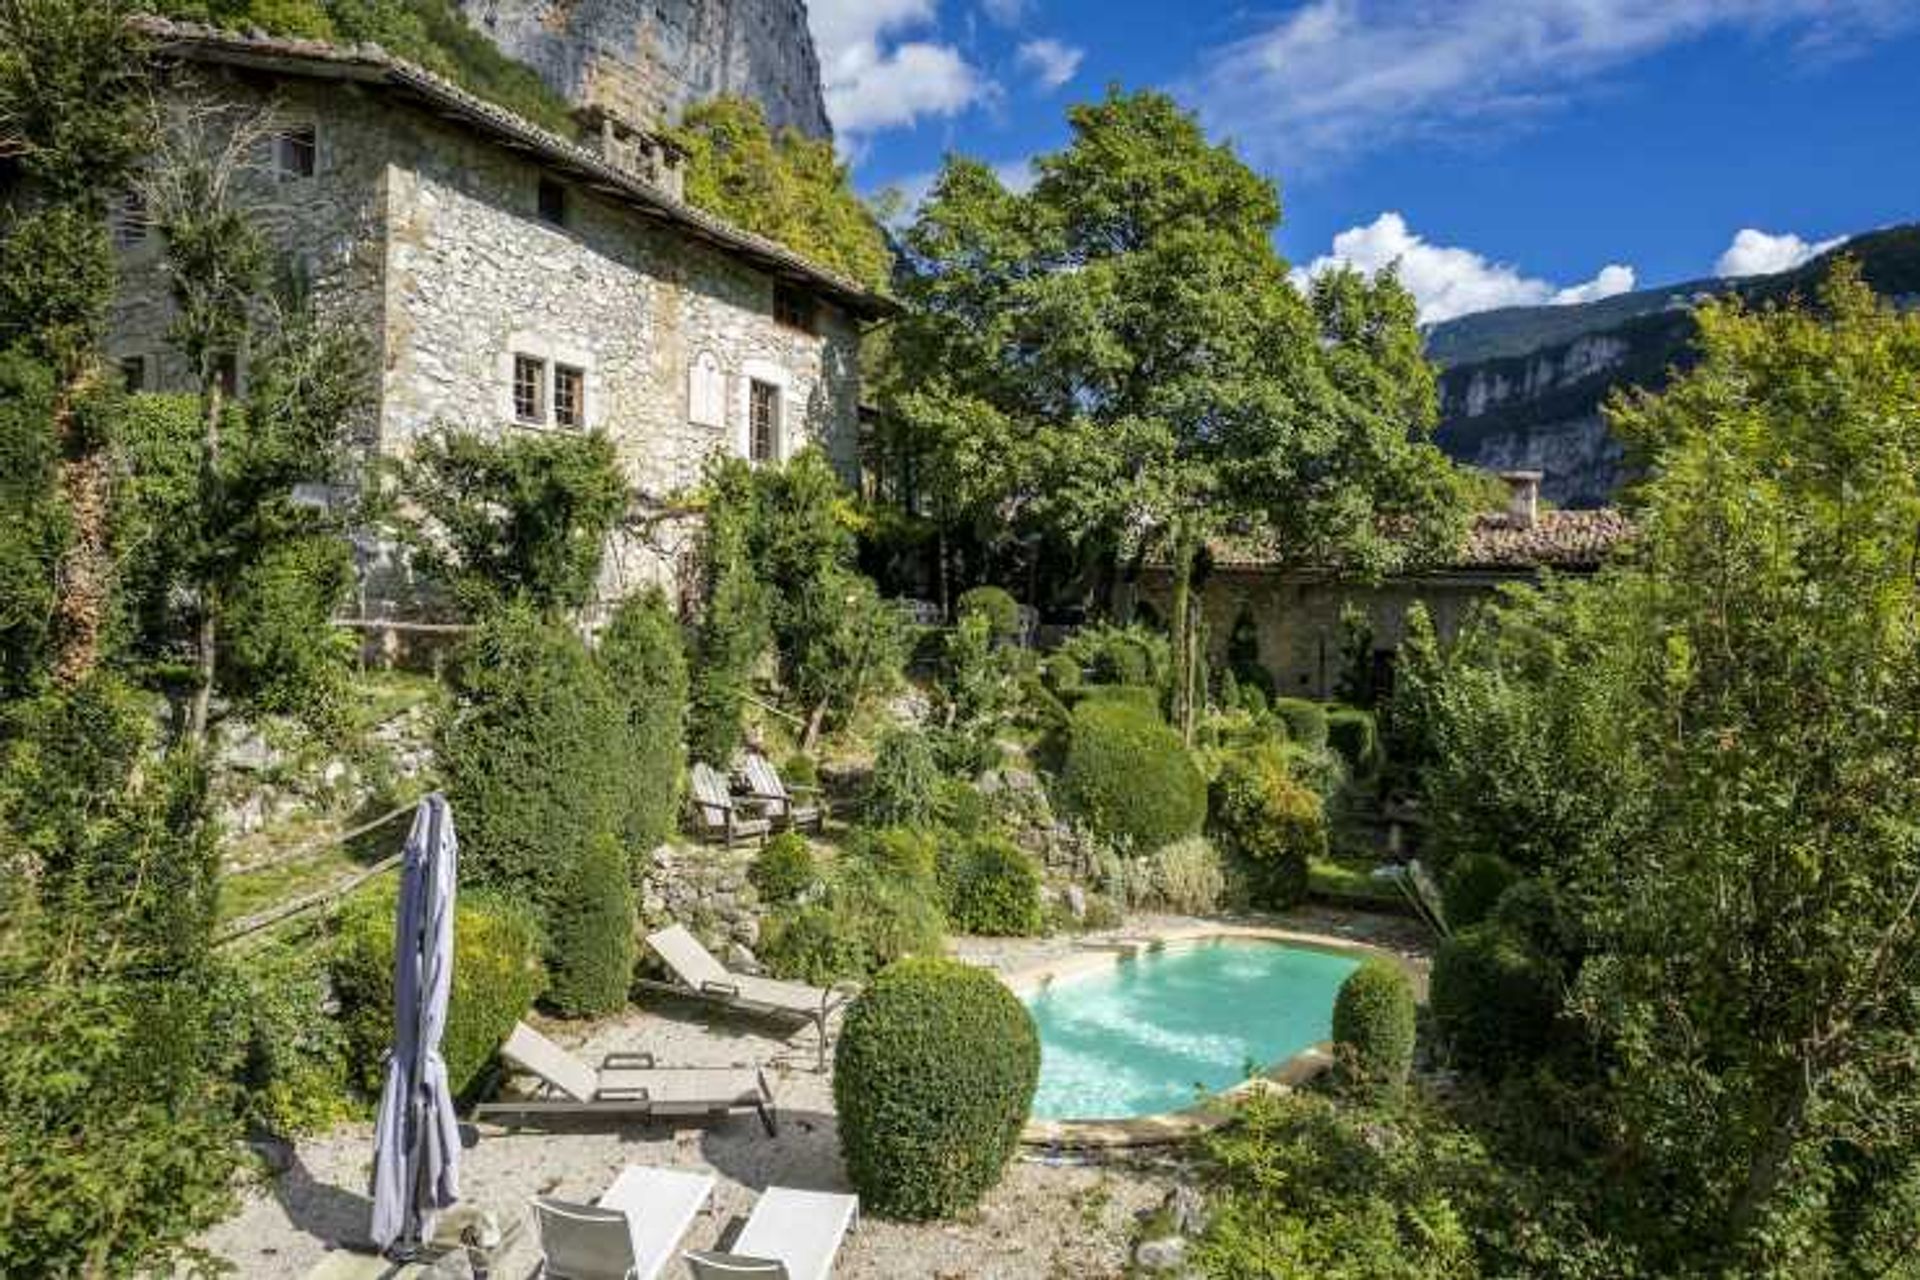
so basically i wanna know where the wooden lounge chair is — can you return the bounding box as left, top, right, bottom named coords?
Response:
left=736, top=753, right=823, bottom=832
left=688, top=762, right=771, bottom=847
left=684, top=1187, right=860, bottom=1280
left=475, top=1022, right=777, bottom=1135
left=532, top=1164, right=714, bottom=1280
left=642, top=924, right=854, bottom=1069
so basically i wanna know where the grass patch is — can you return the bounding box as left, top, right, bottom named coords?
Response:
left=1308, top=855, right=1407, bottom=910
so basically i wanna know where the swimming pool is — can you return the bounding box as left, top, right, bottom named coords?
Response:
left=1021, top=937, right=1361, bottom=1121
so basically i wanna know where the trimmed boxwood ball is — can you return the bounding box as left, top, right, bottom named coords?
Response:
left=956, top=585, right=1021, bottom=641
left=1429, top=924, right=1559, bottom=1075
left=544, top=834, right=636, bottom=1017
left=1325, top=706, right=1381, bottom=777
left=333, top=886, right=546, bottom=1101
left=1331, top=957, right=1416, bottom=1097
left=1441, top=852, right=1519, bottom=931
left=749, top=831, right=816, bottom=905
left=1059, top=699, right=1206, bottom=853
left=1270, top=697, right=1328, bottom=750
left=834, top=958, right=1040, bottom=1220
left=944, top=836, right=1044, bottom=936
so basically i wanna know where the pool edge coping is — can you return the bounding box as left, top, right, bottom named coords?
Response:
left=1003, top=923, right=1415, bottom=1150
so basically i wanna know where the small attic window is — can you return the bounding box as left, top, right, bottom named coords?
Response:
left=272, top=126, right=316, bottom=180
left=537, top=177, right=568, bottom=226
left=773, top=282, right=817, bottom=334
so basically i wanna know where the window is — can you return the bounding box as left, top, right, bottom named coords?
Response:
left=513, top=354, right=546, bottom=423
left=537, top=177, right=567, bottom=226
left=748, top=379, right=780, bottom=463
left=119, top=355, right=146, bottom=393
left=554, top=364, right=585, bottom=429
left=109, top=189, right=148, bottom=249
left=772, top=283, right=816, bottom=333
left=273, top=126, right=316, bottom=180
left=212, top=352, right=239, bottom=399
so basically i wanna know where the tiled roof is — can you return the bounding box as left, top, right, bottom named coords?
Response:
left=1205, top=508, right=1634, bottom=574
left=129, top=18, right=896, bottom=320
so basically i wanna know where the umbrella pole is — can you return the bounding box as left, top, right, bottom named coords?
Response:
left=392, top=801, right=439, bottom=1263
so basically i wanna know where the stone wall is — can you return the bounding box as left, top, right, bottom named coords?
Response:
left=1132, top=568, right=1525, bottom=699
left=638, top=843, right=762, bottom=968
left=455, top=0, right=833, bottom=138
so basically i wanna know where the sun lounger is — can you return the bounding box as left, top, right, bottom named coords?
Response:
left=689, top=762, right=773, bottom=846
left=684, top=1187, right=861, bottom=1280
left=736, top=754, right=823, bottom=832
left=475, top=1022, right=777, bottom=1135
left=642, top=924, right=854, bottom=1069
left=533, top=1164, right=715, bottom=1280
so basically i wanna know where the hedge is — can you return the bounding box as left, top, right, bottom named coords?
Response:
left=596, top=588, right=688, bottom=853
left=544, top=835, right=636, bottom=1017
left=1325, top=706, right=1380, bottom=777
left=1059, top=699, right=1206, bottom=853
left=333, top=886, right=546, bottom=1101
left=1331, top=957, right=1416, bottom=1098
left=749, top=832, right=817, bottom=905
left=1441, top=852, right=1519, bottom=931
left=1270, top=697, right=1328, bottom=750
left=956, top=585, right=1021, bottom=641
left=1208, top=743, right=1325, bottom=909
left=1428, top=924, right=1559, bottom=1076
left=834, top=958, right=1040, bottom=1220
left=943, top=836, right=1044, bottom=936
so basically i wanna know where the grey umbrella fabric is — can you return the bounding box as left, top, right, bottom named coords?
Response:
left=370, top=792, right=462, bottom=1253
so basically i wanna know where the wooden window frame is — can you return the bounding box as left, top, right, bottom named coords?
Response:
left=513, top=353, right=547, bottom=425
left=553, top=363, right=586, bottom=430
left=273, top=126, right=317, bottom=180
left=748, top=378, right=780, bottom=463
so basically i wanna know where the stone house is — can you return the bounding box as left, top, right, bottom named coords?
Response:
left=1129, top=473, right=1634, bottom=699
left=107, top=21, right=892, bottom=614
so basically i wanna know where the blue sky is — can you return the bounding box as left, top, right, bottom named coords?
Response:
left=806, top=1, right=1920, bottom=322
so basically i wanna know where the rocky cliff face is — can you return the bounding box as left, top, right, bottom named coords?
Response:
left=455, top=0, right=832, bottom=137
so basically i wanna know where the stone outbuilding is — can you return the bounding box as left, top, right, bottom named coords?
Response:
left=1130, top=473, right=1634, bottom=699
left=107, top=20, right=893, bottom=615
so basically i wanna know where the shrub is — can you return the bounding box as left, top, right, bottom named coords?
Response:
left=1064, top=622, right=1167, bottom=688
left=933, top=774, right=991, bottom=835
left=596, top=588, right=688, bottom=852
left=1270, top=697, right=1328, bottom=750
left=436, top=605, right=626, bottom=923
left=1428, top=925, right=1559, bottom=1075
left=866, top=727, right=940, bottom=828
left=760, top=860, right=946, bottom=984
left=1331, top=957, right=1417, bottom=1097
left=1238, top=682, right=1270, bottom=717
left=220, top=942, right=352, bottom=1136
left=1489, top=878, right=1581, bottom=971
left=834, top=958, right=1040, bottom=1220
left=1208, top=743, right=1324, bottom=909
left=1076, top=682, right=1162, bottom=716
left=1441, top=852, right=1518, bottom=931
left=544, top=836, right=637, bottom=1017
left=1325, top=706, right=1381, bottom=777
left=1280, top=740, right=1348, bottom=805
left=944, top=837, right=1044, bottom=935
left=220, top=533, right=357, bottom=724
left=1059, top=699, right=1206, bottom=852
left=750, top=832, right=816, bottom=905
left=1043, top=652, right=1082, bottom=693
left=780, top=752, right=819, bottom=788
left=1142, top=835, right=1226, bottom=915
left=956, top=585, right=1021, bottom=641
left=334, top=886, right=546, bottom=1100
left=842, top=825, right=938, bottom=883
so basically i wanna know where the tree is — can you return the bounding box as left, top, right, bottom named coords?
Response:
left=684, top=456, right=769, bottom=763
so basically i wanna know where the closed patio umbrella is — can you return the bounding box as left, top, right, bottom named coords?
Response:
left=370, top=792, right=461, bottom=1255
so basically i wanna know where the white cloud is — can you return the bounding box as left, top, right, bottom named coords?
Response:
left=1016, top=37, right=1084, bottom=90
left=1291, top=212, right=1637, bottom=324
left=980, top=0, right=1030, bottom=27
left=1188, top=0, right=1920, bottom=170
left=1714, top=227, right=1847, bottom=277
left=808, top=0, right=991, bottom=138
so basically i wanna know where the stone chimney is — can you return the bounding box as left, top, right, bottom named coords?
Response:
left=574, top=105, right=687, bottom=201
left=1499, top=470, right=1542, bottom=529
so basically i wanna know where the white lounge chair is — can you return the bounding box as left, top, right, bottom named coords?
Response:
left=736, top=754, right=823, bottom=833
left=474, top=1022, right=777, bottom=1135
left=684, top=1187, right=860, bottom=1280
left=533, top=1165, right=714, bottom=1280
left=689, top=762, right=772, bottom=847
left=642, top=924, right=854, bottom=1069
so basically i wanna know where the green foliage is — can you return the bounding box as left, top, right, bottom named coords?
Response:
left=1428, top=926, right=1558, bottom=1076
left=217, top=941, right=352, bottom=1135
left=1208, top=742, right=1324, bottom=909
left=543, top=835, right=635, bottom=1017
left=1063, top=622, right=1165, bottom=688
left=833, top=957, right=1040, bottom=1221
left=435, top=606, right=627, bottom=927
left=393, top=429, right=627, bottom=615
left=1440, top=852, right=1519, bottom=932
left=1109, top=834, right=1226, bottom=915
left=596, top=589, right=688, bottom=851
left=749, top=831, right=816, bottom=905
left=667, top=95, right=891, bottom=290
left=1332, top=957, right=1417, bottom=1098
left=220, top=533, right=357, bottom=721
left=1042, top=651, right=1082, bottom=693
left=956, top=585, right=1021, bottom=641
left=685, top=456, right=768, bottom=763
left=941, top=835, right=1043, bottom=936
left=0, top=205, right=119, bottom=374
left=333, top=884, right=546, bottom=1099
left=760, top=858, right=945, bottom=985
left=866, top=727, right=941, bottom=828
left=940, top=610, right=1023, bottom=760
left=0, top=353, right=68, bottom=696
left=1270, top=697, right=1328, bottom=750
left=1059, top=698, right=1206, bottom=852
left=842, top=825, right=938, bottom=882
left=1488, top=879, right=1581, bottom=973
left=1325, top=705, right=1381, bottom=777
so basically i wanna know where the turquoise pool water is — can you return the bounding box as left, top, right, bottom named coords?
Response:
left=1024, top=938, right=1361, bottom=1120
